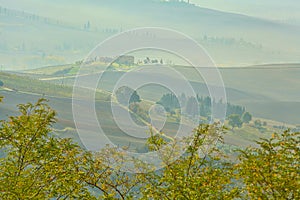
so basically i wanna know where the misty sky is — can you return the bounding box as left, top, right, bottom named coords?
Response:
left=191, top=0, right=300, bottom=23
left=1, top=0, right=300, bottom=69
left=2, top=0, right=300, bottom=23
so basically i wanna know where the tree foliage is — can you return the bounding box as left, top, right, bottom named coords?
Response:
left=115, top=86, right=141, bottom=106
left=237, top=131, right=300, bottom=199
left=228, top=114, right=243, bottom=129
left=242, top=111, right=252, bottom=123
left=226, top=103, right=245, bottom=117
left=157, top=93, right=180, bottom=113
left=0, top=99, right=92, bottom=199
left=0, top=99, right=299, bottom=199
left=142, top=124, right=239, bottom=199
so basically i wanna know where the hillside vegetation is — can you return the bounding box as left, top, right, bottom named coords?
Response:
left=0, top=98, right=299, bottom=199
left=19, top=61, right=300, bottom=124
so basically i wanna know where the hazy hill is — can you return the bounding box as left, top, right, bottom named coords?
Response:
left=192, top=0, right=300, bottom=25
left=1, top=0, right=300, bottom=69
left=14, top=61, right=300, bottom=125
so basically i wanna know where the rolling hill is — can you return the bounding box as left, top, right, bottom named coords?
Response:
left=1, top=0, right=300, bottom=69
left=19, top=61, right=300, bottom=124
left=1, top=0, right=299, bottom=153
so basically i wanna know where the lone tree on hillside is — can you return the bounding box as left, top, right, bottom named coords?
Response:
left=115, top=86, right=141, bottom=106
left=254, top=119, right=262, bottom=128
left=242, top=112, right=252, bottom=124
left=130, top=90, right=141, bottom=104
left=228, top=114, right=243, bottom=129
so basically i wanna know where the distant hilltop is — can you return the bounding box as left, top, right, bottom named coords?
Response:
left=83, top=55, right=166, bottom=66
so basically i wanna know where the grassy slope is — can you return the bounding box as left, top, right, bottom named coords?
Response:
left=0, top=72, right=73, bottom=97
left=0, top=89, right=288, bottom=152
left=21, top=62, right=300, bottom=124
left=1, top=69, right=294, bottom=153
left=0, top=1, right=298, bottom=152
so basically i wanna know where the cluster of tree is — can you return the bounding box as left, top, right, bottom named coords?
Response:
left=202, top=35, right=263, bottom=50
left=115, top=86, right=141, bottom=106
left=0, top=98, right=299, bottom=199
left=251, top=119, right=268, bottom=132
left=157, top=93, right=201, bottom=117
left=0, top=6, right=64, bottom=26
left=184, top=94, right=247, bottom=119
left=115, top=56, right=135, bottom=66
left=165, top=0, right=191, bottom=5
left=83, top=21, right=91, bottom=30
left=254, top=119, right=267, bottom=128
left=228, top=112, right=252, bottom=129
left=115, top=87, right=149, bottom=123
left=142, top=57, right=164, bottom=65
left=157, top=93, right=251, bottom=121
left=185, top=96, right=199, bottom=117
left=156, top=93, right=180, bottom=113
left=226, top=102, right=246, bottom=117
left=101, top=28, right=120, bottom=34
